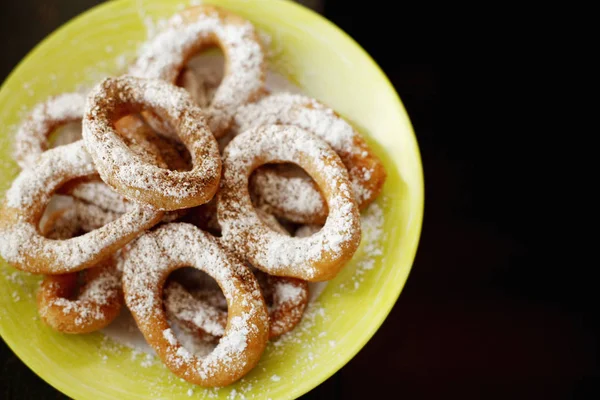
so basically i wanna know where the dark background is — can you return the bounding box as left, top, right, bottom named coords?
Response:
left=0, top=1, right=596, bottom=399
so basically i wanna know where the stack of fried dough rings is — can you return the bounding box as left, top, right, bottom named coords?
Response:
left=0, top=5, right=386, bottom=388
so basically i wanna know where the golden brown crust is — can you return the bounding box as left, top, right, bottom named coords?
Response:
left=122, top=223, right=269, bottom=387
left=82, top=76, right=221, bottom=211
left=0, top=140, right=164, bottom=274
left=217, top=125, right=361, bottom=281
left=37, top=259, right=122, bottom=334
left=36, top=206, right=123, bottom=334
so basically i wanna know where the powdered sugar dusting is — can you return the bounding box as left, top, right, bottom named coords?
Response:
left=234, top=93, right=354, bottom=154
left=94, top=202, right=385, bottom=394
left=0, top=5, right=392, bottom=394
left=182, top=51, right=301, bottom=108
left=274, top=282, right=304, bottom=304
left=163, top=328, right=178, bottom=345
left=165, top=264, right=308, bottom=340
left=39, top=266, right=121, bottom=328
left=350, top=202, right=385, bottom=290
left=6, top=141, right=91, bottom=210
left=65, top=180, right=133, bottom=214
left=35, top=203, right=122, bottom=330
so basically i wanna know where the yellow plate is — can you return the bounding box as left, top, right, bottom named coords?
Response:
left=0, top=0, right=423, bottom=398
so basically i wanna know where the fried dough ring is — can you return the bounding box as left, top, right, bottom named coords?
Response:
left=122, top=223, right=269, bottom=387
left=234, top=93, right=387, bottom=224
left=37, top=206, right=122, bottom=334
left=37, top=260, right=121, bottom=334
left=0, top=140, right=163, bottom=274
left=82, top=76, right=221, bottom=210
left=217, top=125, right=361, bottom=281
left=129, top=5, right=265, bottom=138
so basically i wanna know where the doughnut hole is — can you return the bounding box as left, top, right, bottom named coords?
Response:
left=116, top=113, right=194, bottom=172
left=48, top=121, right=82, bottom=148
left=164, top=267, right=228, bottom=349
left=249, top=163, right=326, bottom=233
left=39, top=179, right=122, bottom=240
left=144, top=49, right=226, bottom=143
left=176, top=48, right=225, bottom=109
left=168, top=267, right=223, bottom=296
left=165, top=266, right=309, bottom=341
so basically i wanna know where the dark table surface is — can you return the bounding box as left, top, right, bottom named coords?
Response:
left=1, top=1, right=597, bottom=399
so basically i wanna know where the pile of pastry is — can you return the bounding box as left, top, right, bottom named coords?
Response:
left=0, top=5, right=386, bottom=387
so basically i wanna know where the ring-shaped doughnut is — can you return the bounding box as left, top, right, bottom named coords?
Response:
left=82, top=76, right=221, bottom=210
left=234, top=93, right=387, bottom=224
left=129, top=5, right=265, bottom=138
left=37, top=258, right=122, bottom=334
left=121, top=223, right=269, bottom=387
left=0, top=140, right=164, bottom=274
left=37, top=207, right=122, bottom=334
left=217, top=124, right=361, bottom=281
